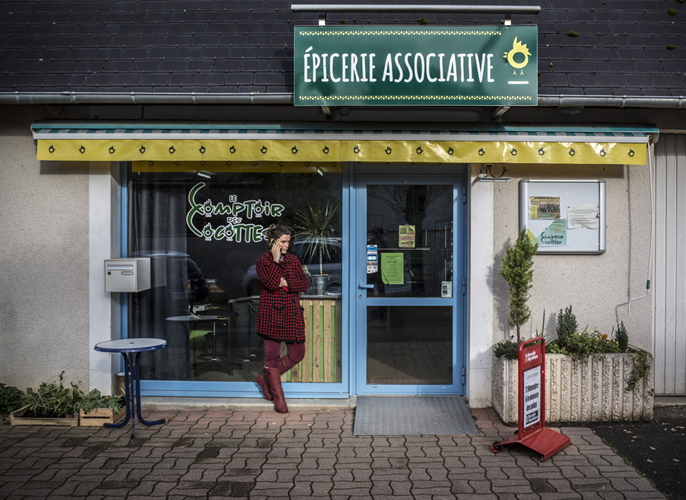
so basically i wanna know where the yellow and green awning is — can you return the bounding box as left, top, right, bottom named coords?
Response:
left=32, top=122, right=656, bottom=166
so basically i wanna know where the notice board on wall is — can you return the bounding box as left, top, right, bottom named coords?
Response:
left=519, top=179, right=606, bottom=254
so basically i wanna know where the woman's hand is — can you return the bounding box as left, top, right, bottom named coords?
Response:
left=271, top=242, right=282, bottom=262
left=279, top=277, right=288, bottom=288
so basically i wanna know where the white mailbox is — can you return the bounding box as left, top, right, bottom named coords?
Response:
left=105, top=258, right=151, bottom=292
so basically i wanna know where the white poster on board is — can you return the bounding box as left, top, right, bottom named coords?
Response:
left=567, top=205, right=600, bottom=229
left=523, top=366, right=542, bottom=427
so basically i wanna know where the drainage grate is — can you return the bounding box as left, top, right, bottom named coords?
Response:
left=353, top=396, right=479, bottom=436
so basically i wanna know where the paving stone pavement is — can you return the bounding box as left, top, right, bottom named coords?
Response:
left=0, top=407, right=666, bottom=499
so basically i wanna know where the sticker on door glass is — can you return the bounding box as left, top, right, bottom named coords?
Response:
left=441, top=281, right=453, bottom=298
left=398, top=225, right=415, bottom=248
left=366, top=244, right=378, bottom=273
left=381, top=253, right=404, bottom=284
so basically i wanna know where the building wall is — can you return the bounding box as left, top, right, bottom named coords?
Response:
left=0, top=110, right=91, bottom=390
left=490, top=162, right=654, bottom=353
left=0, top=105, right=658, bottom=405
left=654, top=135, right=686, bottom=395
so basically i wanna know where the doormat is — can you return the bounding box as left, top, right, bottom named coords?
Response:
left=353, top=396, right=479, bottom=436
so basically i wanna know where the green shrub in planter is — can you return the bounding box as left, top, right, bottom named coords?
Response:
left=0, top=383, right=26, bottom=418
left=24, top=372, right=84, bottom=418
left=556, top=305, right=578, bottom=345
left=499, top=228, right=538, bottom=343
left=614, top=321, right=629, bottom=350
left=494, top=339, right=519, bottom=360
left=76, top=389, right=124, bottom=414
left=547, top=327, right=622, bottom=358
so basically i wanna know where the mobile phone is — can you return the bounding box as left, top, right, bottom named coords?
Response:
left=270, top=239, right=276, bottom=247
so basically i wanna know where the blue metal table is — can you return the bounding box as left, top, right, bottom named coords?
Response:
left=94, top=338, right=167, bottom=437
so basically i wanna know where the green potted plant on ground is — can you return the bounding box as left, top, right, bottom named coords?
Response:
left=10, top=372, right=83, bottom=427
left=77, top=389, right=125, bottom=427
left=294, top=201, right=339, bottom=295
left=0, top=383, right=26, bottom=420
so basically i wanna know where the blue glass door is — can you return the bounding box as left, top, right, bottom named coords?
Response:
left=355, top=174, right=466, bottom=395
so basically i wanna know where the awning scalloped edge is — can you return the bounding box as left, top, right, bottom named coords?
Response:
left=36, top=139, right=647, bottom=165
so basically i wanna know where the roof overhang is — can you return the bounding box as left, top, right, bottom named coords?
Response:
left=31, top=122, right=657, bottom=166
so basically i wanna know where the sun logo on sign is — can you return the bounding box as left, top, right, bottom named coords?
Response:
left=503, top=37, right=531, bottom=76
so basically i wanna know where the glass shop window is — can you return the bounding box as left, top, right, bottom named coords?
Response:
left=128, top=164, right=343, bottom=384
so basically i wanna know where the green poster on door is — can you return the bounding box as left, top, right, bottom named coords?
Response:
left=381, top=253, right=404, bottom=285
left=294, top=25, right=537, bottom=106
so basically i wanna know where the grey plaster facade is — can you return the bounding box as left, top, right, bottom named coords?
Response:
left=0, top=110, right=90, bottom=389
left=491, top=163, right=653, bottom=352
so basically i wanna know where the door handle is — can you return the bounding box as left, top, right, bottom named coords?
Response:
left=358, top=283, right=374, bottom=290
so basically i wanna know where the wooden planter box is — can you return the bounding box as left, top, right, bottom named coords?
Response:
left=281, top=297, right=342, bottom=383
left=493, top=351, right=654, bottom=424
left=79, top=407, right=126, bottom=427
left=9, top=404, right=79, bottom=427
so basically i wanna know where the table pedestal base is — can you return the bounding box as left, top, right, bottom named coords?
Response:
left=194, top=328, right=242, bottom=377
left=106, top=351, right=165, bottom=437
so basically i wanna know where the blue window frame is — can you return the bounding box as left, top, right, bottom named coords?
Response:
left=121, top=163, right=350, bottom=398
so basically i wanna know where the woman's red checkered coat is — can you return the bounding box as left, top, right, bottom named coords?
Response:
left=255, top=250, right=310, bottom=343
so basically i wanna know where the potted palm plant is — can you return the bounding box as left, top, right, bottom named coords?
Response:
left=294, top=202, right=339, bottom=295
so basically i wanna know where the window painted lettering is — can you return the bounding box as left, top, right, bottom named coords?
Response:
left=186, top=182, right=285, bottom=243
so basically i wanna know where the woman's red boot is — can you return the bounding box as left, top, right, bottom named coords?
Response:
left=255, top=369, right=273, bottom=401
left=278, top=357, right=290, bottom=374
left=265, top=367, right=288, bottom=413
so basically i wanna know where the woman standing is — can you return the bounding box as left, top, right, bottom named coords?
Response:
left=254, top=224, right=309, bottom=413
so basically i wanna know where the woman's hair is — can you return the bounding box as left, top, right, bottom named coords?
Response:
left=266, top=224, right=292, bottom=242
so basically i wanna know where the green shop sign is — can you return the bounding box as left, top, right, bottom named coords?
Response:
left=294, top=25, right=538, bottom=107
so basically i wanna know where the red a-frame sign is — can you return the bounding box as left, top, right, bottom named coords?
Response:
left=492, top=337, right=571, bottom=461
